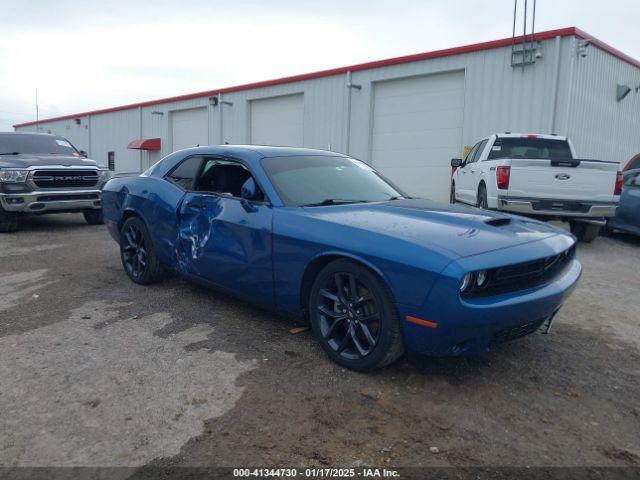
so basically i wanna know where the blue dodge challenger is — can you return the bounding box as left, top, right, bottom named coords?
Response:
left=103, top=146, right=581, bottom=371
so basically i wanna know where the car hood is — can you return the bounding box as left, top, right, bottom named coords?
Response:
left=0, top=153, right=98, bottom=168
left=302, top=198, right=565, bottom=259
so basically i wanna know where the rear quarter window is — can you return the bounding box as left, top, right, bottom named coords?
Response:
left=166, top=156, right=202, bottom=190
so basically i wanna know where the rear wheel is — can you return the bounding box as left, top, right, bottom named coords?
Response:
left=570, top=220, right=601, bottom=243
left=83, top=209, right=104, bottom=225
left=309, top=259, right=404, bottom=371
left=120, top=217, right=164, bottom=284
left=476, top=183, right=488, bottom=209
left=0, top=204, right=18, bottom=233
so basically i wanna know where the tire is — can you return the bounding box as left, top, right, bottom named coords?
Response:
left=83, top=209, right=104, bottom=225
left=0, top=204, right=18, bottom=233
left=450, top=182, right=456, bottom=204
left=309, top=259, right=404, bottom=372
left=476, top=183, right=488, bottom=209
left=120, top=216, right=164, bottom=284
left=570, top=220, right=601, bottom=243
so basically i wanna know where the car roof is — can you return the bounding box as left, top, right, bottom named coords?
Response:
left=151, top=144, right=349, bottom=182
left=177, top=145, right=346, bottom=159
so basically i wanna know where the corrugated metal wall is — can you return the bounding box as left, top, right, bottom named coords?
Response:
left=15, top=34, right=639, bottom=172
left=566, top=36, right=640, bottom=164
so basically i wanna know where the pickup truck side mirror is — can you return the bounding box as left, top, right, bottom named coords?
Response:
left=79, top=150, right=88, bottom=158
left=451, top=158, right=463, bottom=168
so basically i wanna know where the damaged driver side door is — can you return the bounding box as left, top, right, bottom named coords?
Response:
left=172, top=156, right=274, bottom=308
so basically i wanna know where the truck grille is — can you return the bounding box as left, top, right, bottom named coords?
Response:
left=32, top=170, right=99, bottom=189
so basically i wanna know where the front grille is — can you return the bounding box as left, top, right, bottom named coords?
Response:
left=491, top=317, right=547, bottom=344
left=463, top=246, right=575, bottom=298
left=36, top=194, right=100, bottom=202
left=32, top=170, right=99, bottom=188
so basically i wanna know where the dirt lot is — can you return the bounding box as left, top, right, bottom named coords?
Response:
left=1, top=214, right=639, bottom=473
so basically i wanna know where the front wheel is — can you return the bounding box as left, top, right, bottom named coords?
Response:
left=309, top=259, right=404, bottom=371
left=450, top=182, right=456, bottom=204
left=120, top=217, right=164, bottom=284
left=83, top=209, right=104, bottom=225
left=0, top=204, right=18, bottom=233
left=570, top=220, right=601, bottom=243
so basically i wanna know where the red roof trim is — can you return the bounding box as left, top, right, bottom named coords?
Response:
left=127, top=138, right=161, bottom=150
left=14, top=27, right=640, bottom=128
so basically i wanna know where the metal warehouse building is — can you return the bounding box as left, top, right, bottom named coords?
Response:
left=14, top=27, right=640, bottom=201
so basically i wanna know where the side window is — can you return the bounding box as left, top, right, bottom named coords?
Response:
left=166, top=156, right=203, bottom=190
left=625, top=172, right=639, bottom=187
left=466, top=140, right=486, bottom=164
left=475, top=139, right=489, bottom=162
left=194, top=158, right=265, bottom=201
left=464, top=144, right=479, bottom=165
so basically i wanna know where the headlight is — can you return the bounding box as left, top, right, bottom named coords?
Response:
left=460, top=273, right=474, bottom=293
left=98, top=169, right=112, bottom=182
left=476, top=270, right=489, bottom=287
left=0, top=169, right=29, bottom=183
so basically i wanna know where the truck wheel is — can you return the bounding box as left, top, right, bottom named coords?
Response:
left=476, top=184, right=488, bottom=209
left=570, top=221, right=601, bottom=243
left=0, top=204, right=18, bottom=233
left=83, top=209, right=104, bottom=225
left=450, top=183, right=456, bottom=204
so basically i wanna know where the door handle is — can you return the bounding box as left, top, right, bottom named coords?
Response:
left=187, top=201, right=207, bottom=210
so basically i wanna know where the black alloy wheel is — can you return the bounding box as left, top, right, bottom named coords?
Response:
left=310, top=259, right=403, bottom=371
left=119, top=217, right=164, bottom=284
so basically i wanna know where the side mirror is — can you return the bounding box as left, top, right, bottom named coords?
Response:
left=451, top=158, right=463, bottom=168
left=79, top=150, right=88, bottom=158
left=240, top=178, right=261, bottom=201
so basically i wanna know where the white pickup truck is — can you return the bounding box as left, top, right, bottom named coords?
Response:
left=450, top=133, right=622, bottom=242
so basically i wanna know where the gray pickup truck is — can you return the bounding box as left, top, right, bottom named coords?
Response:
left=0, top=132, right=111, bottom=232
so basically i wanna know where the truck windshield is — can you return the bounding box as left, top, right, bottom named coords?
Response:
left=261, top=155, right=406, bottom=207
left=488, top=137, right=573, bottom=161
left=0, top=133, right=80, bottom=156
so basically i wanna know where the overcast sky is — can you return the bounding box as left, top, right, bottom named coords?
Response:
left=1, top=0, right=638, bottom=131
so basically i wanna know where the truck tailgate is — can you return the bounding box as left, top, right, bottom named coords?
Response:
left=507, top=158, right=618, bottom=202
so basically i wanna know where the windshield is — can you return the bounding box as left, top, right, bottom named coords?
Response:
left=261, top=155, right=406, bottom=206
left=0, top=133, right=80, bottom=156
left=487, top=137, right=573, bottom=160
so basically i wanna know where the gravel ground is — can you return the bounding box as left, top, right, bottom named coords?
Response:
left=0, top=213, right=639, bottom=473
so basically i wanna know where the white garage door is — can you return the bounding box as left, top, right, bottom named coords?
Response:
left=371, top=71, right=465, bottom=201
left=171, top=107, right=208, bottom=152
left=250, top=94, right=304, bottom=147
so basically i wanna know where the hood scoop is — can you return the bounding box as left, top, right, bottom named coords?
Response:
left=484, top=217, right=512, bottom=228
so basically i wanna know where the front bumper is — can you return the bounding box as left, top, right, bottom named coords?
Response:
left=399, top=236, right=582, bottom=356
left=497, top=196, right=618, bottom=218
left=0, top=190, right=102, bottom=213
